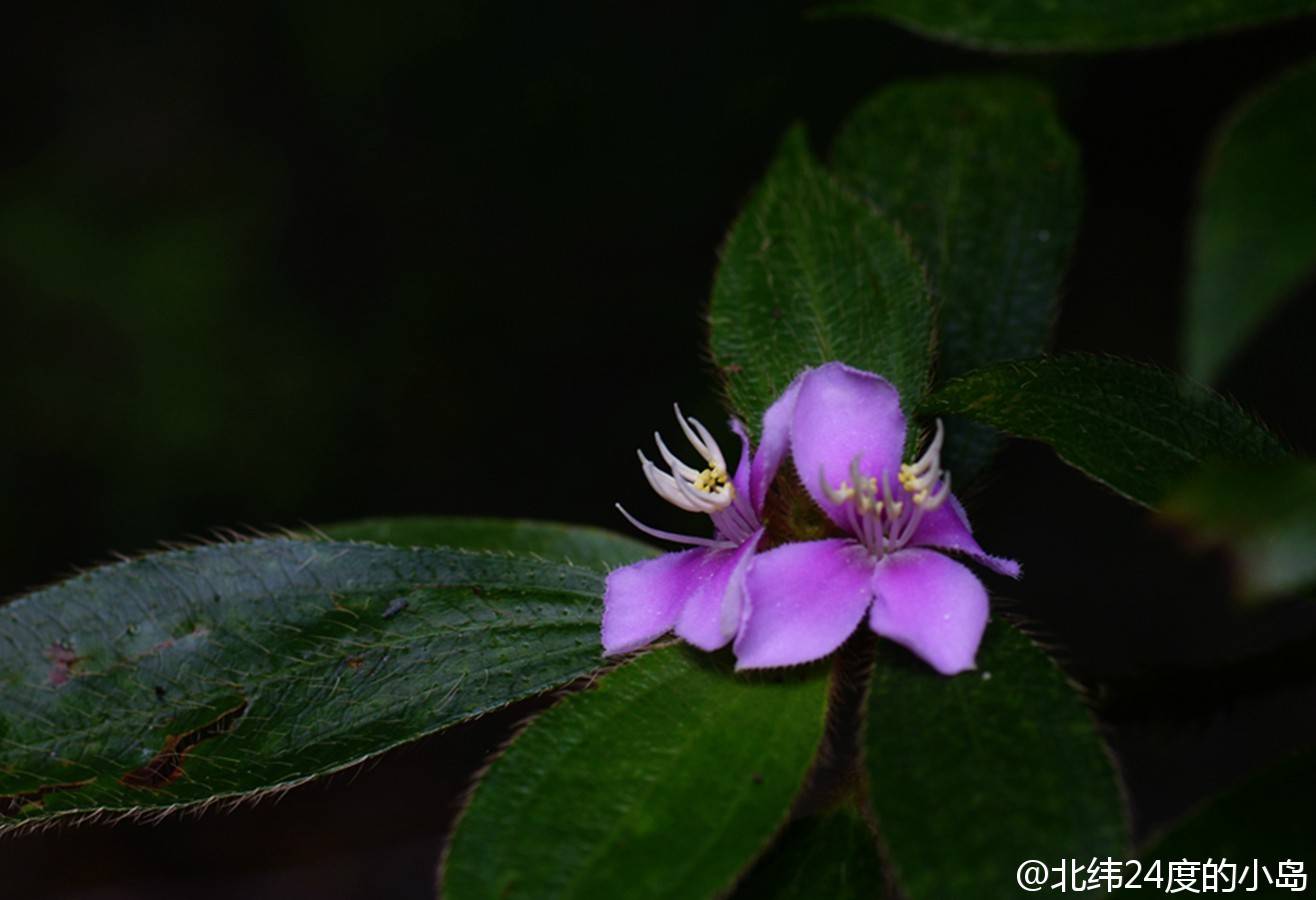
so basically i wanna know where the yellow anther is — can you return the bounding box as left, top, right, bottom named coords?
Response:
left=824, top=479, right=855, bottom=503
left=693, top=467, right=731, bottom=496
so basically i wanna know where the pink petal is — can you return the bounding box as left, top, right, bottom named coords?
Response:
left=675, top=529, right=764, bottom=651
left=909, top=496, right=1021, bottom=578
left=729, top=418, right=754, bottom=503
left=734, top=539, right=875, bottom=670
left=749, top=374, right=803, bottom=513
left=869, top=548, right=989, bottom=676
left=791, top=363, right=907, bottom=529
left=602, top=550, right=703, bottom=655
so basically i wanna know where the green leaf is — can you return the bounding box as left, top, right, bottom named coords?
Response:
left=1161, top=460, right=1316, bottom=603
left=817, top=0, right=1316, bottom=52
left=831, top=77, right=1081, bottom=482
left=922, top=354, right=1287, bottom=508
left=730, top=803, right=884, bottom=899
left=709, top=126, right=934, bottom=431
left=442, top=647, right=831, bottom=900
left=320, top=515, right=657, bottom=571
left=866, top=620, right=1128, bottom=899
left=0, top=538, right=609, bottom=832
left=1147, top=746, right=1316, bottom=879
left=1185, top=57, right=1316, bottom=383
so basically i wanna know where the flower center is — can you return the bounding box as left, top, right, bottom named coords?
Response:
left=616, top=405, right=760, bottom=550
left=693, top=466, right=731, bottom=497
left=637, top=405, right=737, bottom=514
left=820, top=419, right=951, bottom=558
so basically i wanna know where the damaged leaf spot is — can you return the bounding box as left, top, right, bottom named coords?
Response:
left=121, top=701, right=249, bottom=790
left=382, top=598, right=409, bottom=619
left=45, top=644, right=83, bottom=687
left=0, top=779, right=95, bottom=817
left=345, top=656, right=365, bottom=670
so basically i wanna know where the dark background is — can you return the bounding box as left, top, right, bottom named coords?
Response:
left=2, top=4, right=1315, bottom=898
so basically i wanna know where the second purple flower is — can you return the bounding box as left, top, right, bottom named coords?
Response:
left=734, top=362, right=1021, bottom=675
left=601, top=391, right=795, bottom=656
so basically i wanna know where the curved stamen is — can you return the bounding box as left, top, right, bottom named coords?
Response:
left=615, top=505, right=737, bottom=549
left=881, top=471, right=903, bottom=521
left=924, top=471, right=952, bottom=511
left=819, top=465, right=854, bottom=505
left=687, top=417, right=727, bottom=472
left=817, top=420, right=956, bottom=557
left=893, top=504, right=923, bottom=549
left=849, top=457, right=868, bottom=513
left=892, top=473, right=950, bottom=550
left=673, top=465, right=731, bottom=512
left=906, top=419, right=944, bottom=475
left=673, top=404, right=718, bottom=467
left=639, top=451, right=708, bottom=513
left=654, top=432, right=701, bottom=481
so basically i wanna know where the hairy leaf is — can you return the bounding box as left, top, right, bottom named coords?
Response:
left=1185, top=57, right=1316, bottom=382
left=867, top=620, right=1128, bottom=899
left=320, top=516, right=656, bottom=571
left=730, top=803, right=884, bottom=899
left=922, top=355, right=1287, bottom=507
left=1162, top=460, right=1316, bottom=603
left=442, top=647, right=830, bottom=900
left=0, top=538, right=609, bottom=831
left=832, top=76, right=1080, bottom=482
left=709, top=126, right=933, bottom=431
left=817, top=0, right=1316, bottom=52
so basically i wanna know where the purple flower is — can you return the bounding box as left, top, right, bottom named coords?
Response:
left=602, top=396, right=796, bottom=655
left=734, top=363, right=1020, bottom=675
